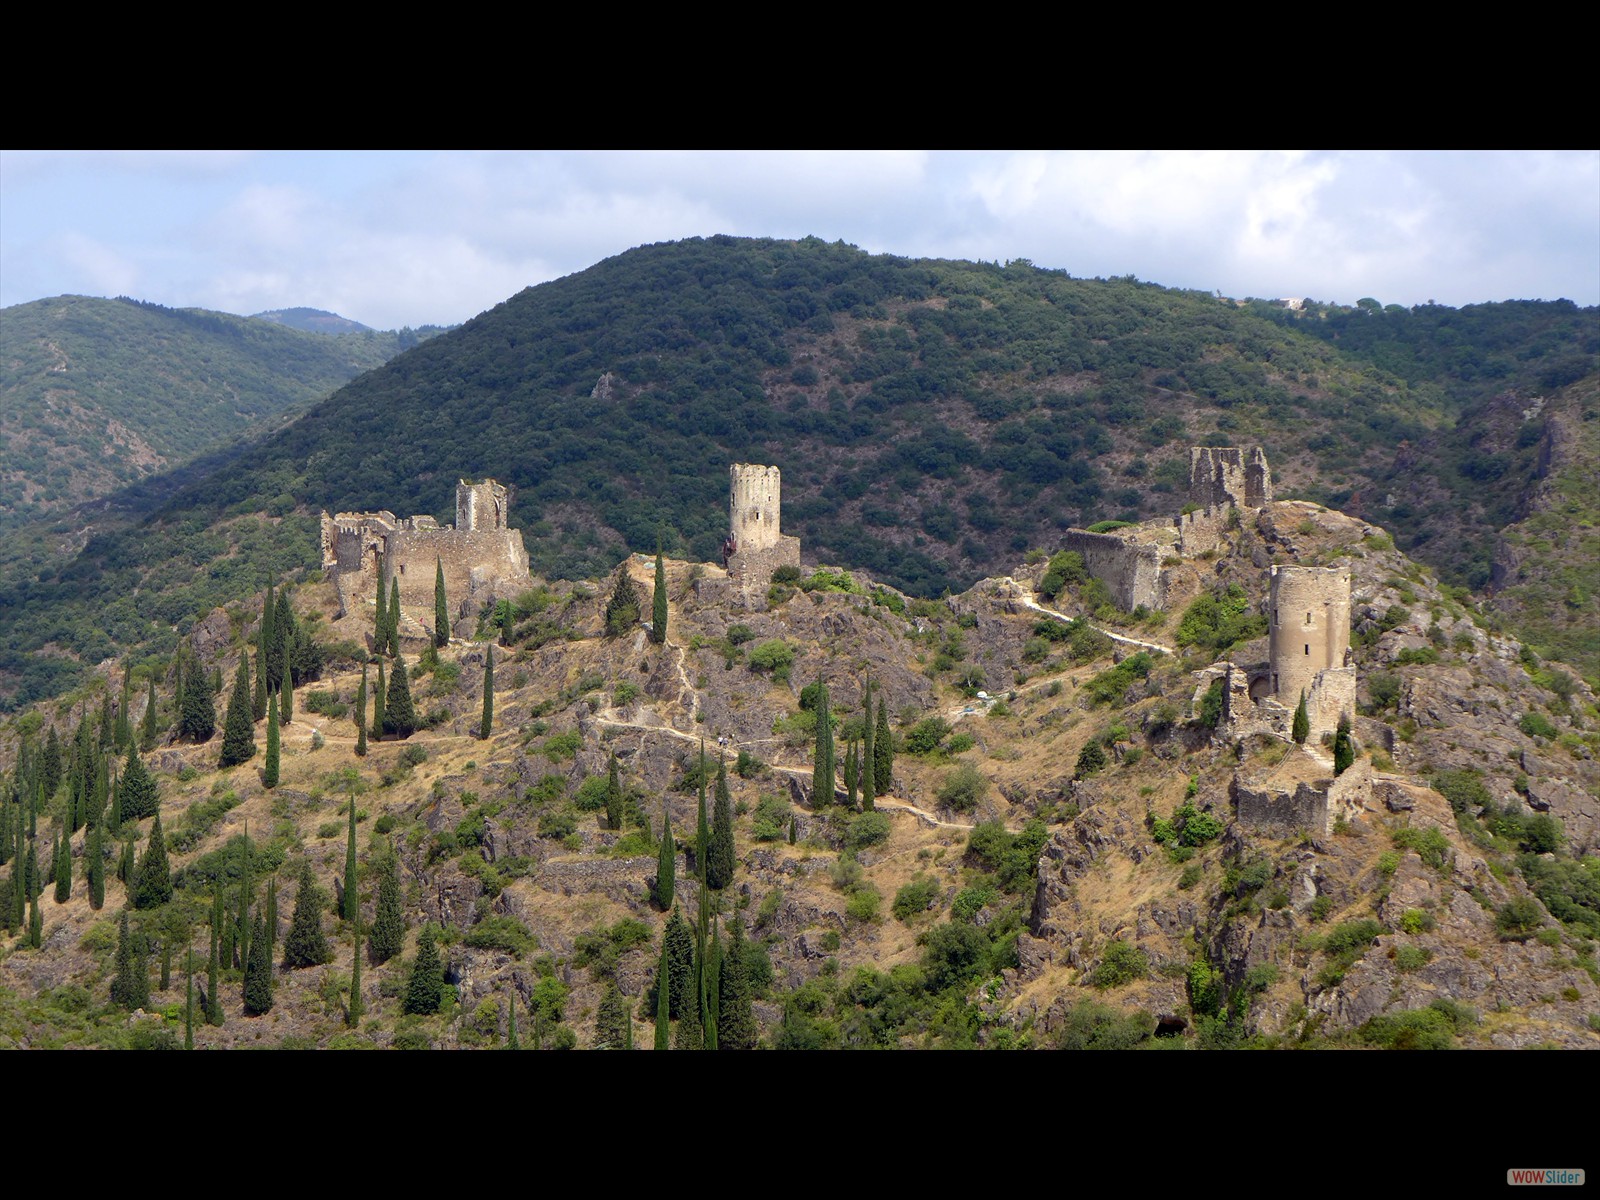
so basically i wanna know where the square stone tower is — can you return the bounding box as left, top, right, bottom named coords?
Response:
left=1189, top=447, right=1273, bottom=511
left=457, top=479, right=509, bottom=532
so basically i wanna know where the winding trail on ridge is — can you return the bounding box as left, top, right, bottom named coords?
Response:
left=992, top=576, right=1175, bottom=655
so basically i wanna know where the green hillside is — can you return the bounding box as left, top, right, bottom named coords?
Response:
left=1, top=237, right=1595, bottom=709
left=0, top=295, right=436, bottom=532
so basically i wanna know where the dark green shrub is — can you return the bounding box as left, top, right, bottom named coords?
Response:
left=891, top=875, right=940, bottom=922
left=1053, top=1001, right=1152, bottom=1050
left=845, top=811, right=892, bottom=851
left=1496, top=897, right=1545, bottom=941
left=935, top=762, right=988, bottom=812
left=1088, top=940, right=1149, bottom=989
left=1519, top=712, right=1559, bottom=739
left=463, top=916, right=536, bottom=956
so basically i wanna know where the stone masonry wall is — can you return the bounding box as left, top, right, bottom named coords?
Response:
left=1061, top=531, right=1165, bottom=612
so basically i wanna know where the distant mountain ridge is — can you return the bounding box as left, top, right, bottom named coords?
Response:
left=0, top=295, right=441, bottom=534
left=249, top=307, right=373, bottom=335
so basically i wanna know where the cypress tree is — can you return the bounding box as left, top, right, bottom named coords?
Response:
left=604, top=753, right=624, bottom=831
left=179, top=658, right=216, bottom=743
left=9, top=855, right=24, bottom=931
left=263, top=692, right=280, bottom=789
left=1333, top=714, right=1355, bottom=776
left=281, top=670, right=293, bottom=726
left=132, top=812, right=172, bottom=909
left=434, top=558, right=450, bottom=648
left=90, top=755, right=108, bottom=829
left=111, top=911, right=148, bottom=1008
left=252, top=649, right=267, bottom=722
left=210, top=666, right=223, bottom=697
left=604, top=567, right=641, bottom=637
left=654, top=805, right=675, bottom=911
left=141, top=679, right=158, bottom=751
left=478, top=648, right=493, bottom=741
left=273, top=591, right=296, bottom=691
left=674, top=993, right=703, bottom=1050
left=372, top=659, right=386, bottom=739
left=695, top=744, right=710, bottom=880
left=185, top=947, right=195, bottom=1050
left=663, top=907, right=695, bottom=1020
left=342, top=801, right=359, bottom=925
left=707, top=755, right=735, bottom=890
left=220, top=662, right=256, bottom=768
left=354, top=664, right=369, bottom=757
left=115, top=669, right=133, bottom=751
left=23, top=838, right=39, bottom=900
left=654, top=940, right=670, bottom=1050
left=384, top=654, right=416, bottom=738
left=87, top=818, right=104, bottom=908
left=242, top=913, right=273, bottom=1015
left=811, top=677, right=835, bottom=806
left=703, top=920, right=721, bottom=1051
left=42, top=726, right=64, bottom=799
left=718, top=915, right=757, bottom=1050
left=27, top=890, right=42, bottom=948
left=873, top=698, right=893, bottom=795
left=595, top=984, right=628, bottom=1049
left=507, top=988, right=519, bottom=1050
left=404, top=925, right=444, bottom=1015
left=119, top=746, right=158, bottom=822
left=347, top=917, right=363, bottom=1027
left=370, top=846, right=405, bottom=964
left=789, top=814, right=798, bottom=844
left=1292, top=690, right=1310, bottom=745
left=53, top=833, right=70, bottom=903
left=387, top=579, right=401, bottom=655
left=266, top=873, right=278, bottom=958
left=260, top=584, right=277, bottom=689
left=283, top=859, right=332, bottom=967
left=650, top=548, right=667, bottom=645
left=844, top=738, right=859, bottom=808
left=116, top=836, right=134, bottom=887
left=373, top=573, right=387, bottom=658
left=206, top=893, right=224, bottom=1025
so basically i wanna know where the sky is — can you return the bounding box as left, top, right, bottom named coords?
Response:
left=3, top=150, right=1596, bottom=330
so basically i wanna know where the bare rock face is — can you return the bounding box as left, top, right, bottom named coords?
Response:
left=190, top=607, right=232, bottom=661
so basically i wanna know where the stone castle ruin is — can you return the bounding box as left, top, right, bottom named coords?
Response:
left=1059, top=445, right=1369, bottom=836
left=321, top=479, right=532, bottom=639
left=1059, top=445, right=1277, bottom=613
left=1188, top=445, right=1272, bottom=510
left=722, top=463, right=801, bottom=609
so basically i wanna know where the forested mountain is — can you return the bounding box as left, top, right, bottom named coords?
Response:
left=0, top=295, right=438, bottom=533
left=0, top=236, right=1594, bottom=710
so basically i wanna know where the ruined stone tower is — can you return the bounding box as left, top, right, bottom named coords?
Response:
left=456, top=479, right=508, bottom=532
left=1269, top=564, right=1354, bottom=742
left=724, top=463, right=801, bottom=609
left=1189, top=446, right=1273, bottom=511
left=321, top=478, right=531, bottom=639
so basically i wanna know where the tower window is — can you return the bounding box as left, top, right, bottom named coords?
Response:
left=1306, top=611, right=1312, bottom=624
left=1304, top=644, right=1309, bottom=655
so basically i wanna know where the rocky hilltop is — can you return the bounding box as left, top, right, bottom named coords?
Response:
left=1, top=458, right=1596, bottom=1050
